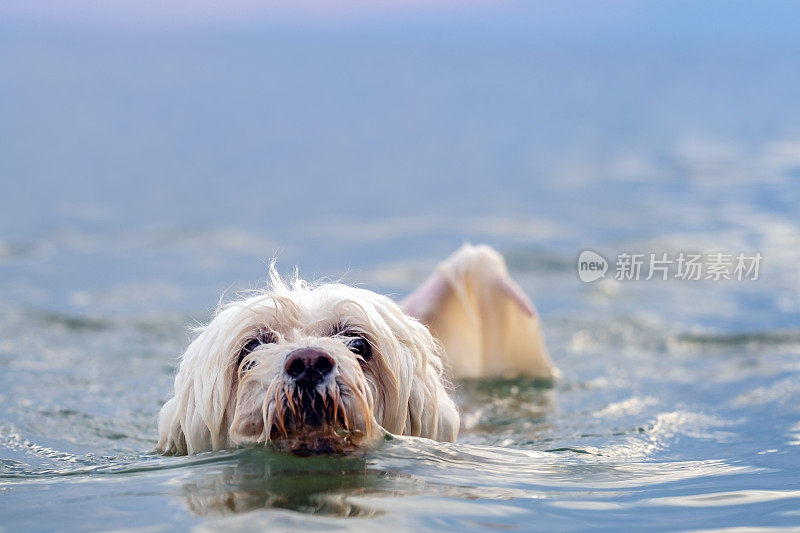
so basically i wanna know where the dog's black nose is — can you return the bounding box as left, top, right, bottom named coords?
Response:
left=284, top=348, right=335, bottom=388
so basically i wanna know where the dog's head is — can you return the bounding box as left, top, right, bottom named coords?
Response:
left=157, top=268, right=459, bottom=455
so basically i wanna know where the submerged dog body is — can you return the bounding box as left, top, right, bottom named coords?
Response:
left=157, top=244, right=555, bottom=455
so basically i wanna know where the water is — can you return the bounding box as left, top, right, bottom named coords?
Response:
left=2, top=3, right=800, bottom=531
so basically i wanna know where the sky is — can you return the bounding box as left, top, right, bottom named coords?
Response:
left=2, top=0, right=799, bottom=44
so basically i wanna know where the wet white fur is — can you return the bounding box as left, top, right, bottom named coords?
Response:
left=157, top=244, right=555, bottom=454
left=157, top=271, right=458, bottom=454
left=403, top=244, right=557, bottom=379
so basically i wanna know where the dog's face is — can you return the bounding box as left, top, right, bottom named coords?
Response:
left=157, top=271, right=459, bottom=455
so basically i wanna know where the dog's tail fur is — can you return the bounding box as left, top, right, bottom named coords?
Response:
left=402, top=244, right=557, bottom=380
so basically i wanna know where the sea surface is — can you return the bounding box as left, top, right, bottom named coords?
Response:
left=1, top=3, right=800, bottom=531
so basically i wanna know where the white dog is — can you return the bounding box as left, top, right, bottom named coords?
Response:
left=157, top=244, right=556, bottom=455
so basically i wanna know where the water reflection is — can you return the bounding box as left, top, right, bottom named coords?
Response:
left=645, top=489, right=800, bottom=508
left=174, top=435, right=758, bottom=522
left=180, top=447, right=384, bottom=518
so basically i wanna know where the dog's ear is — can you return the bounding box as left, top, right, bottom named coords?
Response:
left=401, top=243, right=557, bottom=380
left=156, top=324, right=240, bottom=454
left=156, top=395, right=187, bottom=454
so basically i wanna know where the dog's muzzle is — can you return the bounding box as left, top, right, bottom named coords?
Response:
left=282, top=348, right=336, bottom=428
left=265, top=348, right=366, bottom=454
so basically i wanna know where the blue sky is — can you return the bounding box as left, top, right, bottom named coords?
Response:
left=2, top=0, right=799, bottom=46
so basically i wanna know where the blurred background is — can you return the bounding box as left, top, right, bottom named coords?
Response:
left=2, top=1, right=800, bottom=530
left=2, top=0, right=798, bottom=319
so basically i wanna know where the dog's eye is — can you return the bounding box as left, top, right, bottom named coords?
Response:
left=238, top=332, right=276, bottom=369
left=241, top=338, right=265, bottom=355
left=347, top=336, right=372, bottom=361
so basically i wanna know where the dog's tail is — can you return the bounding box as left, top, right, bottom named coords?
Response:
left=402, top=243, right=557, bottom=380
